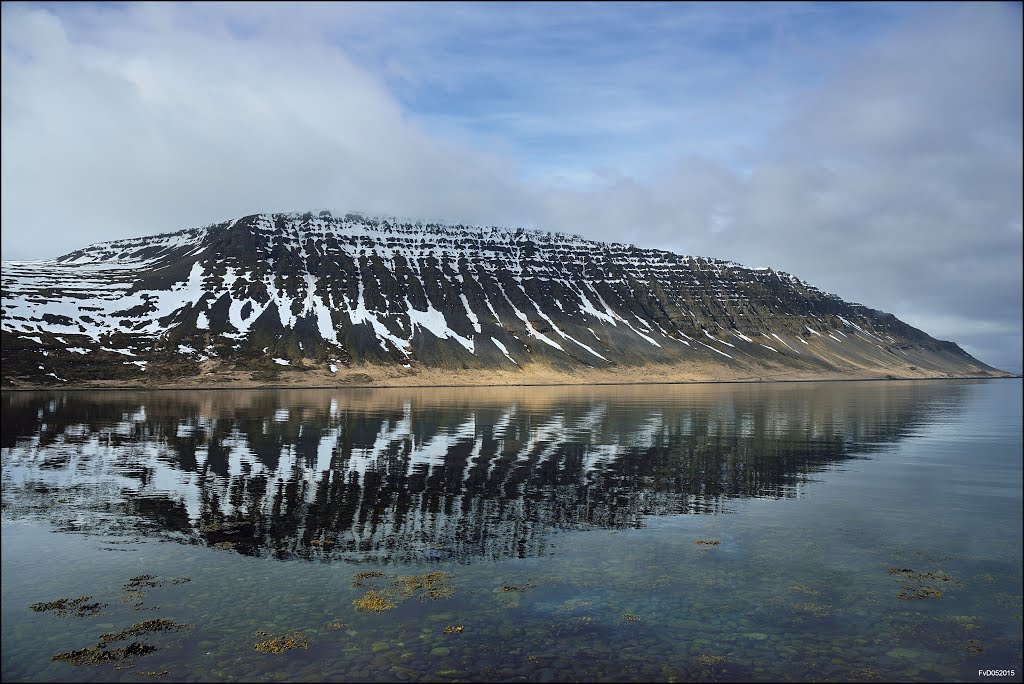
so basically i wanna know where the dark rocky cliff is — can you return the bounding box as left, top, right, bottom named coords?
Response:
left=0, top=211, right=1002, bottom=385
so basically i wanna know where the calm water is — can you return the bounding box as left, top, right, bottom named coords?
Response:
left=1, top=380, right=1021, bottom=682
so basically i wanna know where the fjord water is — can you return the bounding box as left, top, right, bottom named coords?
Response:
left=1, top=380, right=1020, bottom=682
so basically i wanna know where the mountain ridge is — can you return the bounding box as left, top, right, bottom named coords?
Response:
left=0, top=211, right=1008, bottom=387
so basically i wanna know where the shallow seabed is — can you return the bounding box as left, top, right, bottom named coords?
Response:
left=2, top=380, right=1021, bottom=682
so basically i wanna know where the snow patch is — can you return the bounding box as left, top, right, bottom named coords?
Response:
left=460, top=294, right=481, bottom=333
left=406, top=298, right=475, bottom=354
left=491, top=337, right=518, bottom=365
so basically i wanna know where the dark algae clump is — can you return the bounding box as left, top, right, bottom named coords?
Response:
left=51, top=641, right=158, bottom=667
left=30, top=595, right=106, bottom=617
left=99, top=618, right=192, bottom=645
left=887, top=567, right=962, bottom=600
left=120, top=574, right=191, bottom=610
left=39, top=575, right=194, bottom=673
left=50, top=618, right=193, bottom=667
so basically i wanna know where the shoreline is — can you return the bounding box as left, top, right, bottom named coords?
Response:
left=2, top=371, right=1016, bottom=392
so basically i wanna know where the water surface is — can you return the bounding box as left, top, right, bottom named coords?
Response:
left=2, top=380, right=1021, bottom=682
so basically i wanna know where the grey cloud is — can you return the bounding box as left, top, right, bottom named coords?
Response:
left=1, top=4, right=530, bottom=259
left=520, top=5, right=1021, bottom=370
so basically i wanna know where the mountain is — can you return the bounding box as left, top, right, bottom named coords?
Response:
left=0, top=211, right=1006, bottom=387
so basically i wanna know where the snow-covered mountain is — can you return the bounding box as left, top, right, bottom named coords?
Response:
left=0, top=211, right=1002, bottom=385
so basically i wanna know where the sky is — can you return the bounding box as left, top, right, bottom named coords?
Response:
left=1, top=1, right=1021, bottom=372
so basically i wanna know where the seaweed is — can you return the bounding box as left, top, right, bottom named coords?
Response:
left=394, top=571, right=454, bottom=600
left=51, top=641, right=158, bottom=667
left=963, top=639, right=985, bottom=654
left=253, top=631, right=309, bottom=654
left=45, top=574, right=194, bottom=671
left=351, top=570, right=455, bottom=614
left=120, top=575, right=163, bottom=610
left=99, top=618, right=192, bottom=645
left=887, top=567, right=961, bottom=600
left=352, top=591, right=398, bottom=613
left=30, top=595, right=106, bottom=617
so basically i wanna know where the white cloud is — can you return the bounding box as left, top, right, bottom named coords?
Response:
left=1, top=3, right=531, bottom=257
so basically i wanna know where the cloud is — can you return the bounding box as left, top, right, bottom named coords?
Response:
left=1, top=2, right=1020, bottom=371
left=1, top=2, right=531, bottom=257
left=514, top=3, right=1022, bottom=370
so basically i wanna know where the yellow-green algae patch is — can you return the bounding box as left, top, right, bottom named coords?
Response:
left=394, top=571, right=454, bottom=600
left=253, top=631, right=309, bottom=654
left=351, top=570, right=455, bottom=613
left=353, top=591, right=398, bottom=613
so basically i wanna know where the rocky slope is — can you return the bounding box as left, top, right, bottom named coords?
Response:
left=0, top=211, right=1006, bottom=387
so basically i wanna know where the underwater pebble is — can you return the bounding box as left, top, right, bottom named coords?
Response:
left=740, top=632, right=769, bottom=640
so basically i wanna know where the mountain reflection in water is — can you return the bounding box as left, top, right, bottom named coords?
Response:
left=1, top=382, right=971, bottom=564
